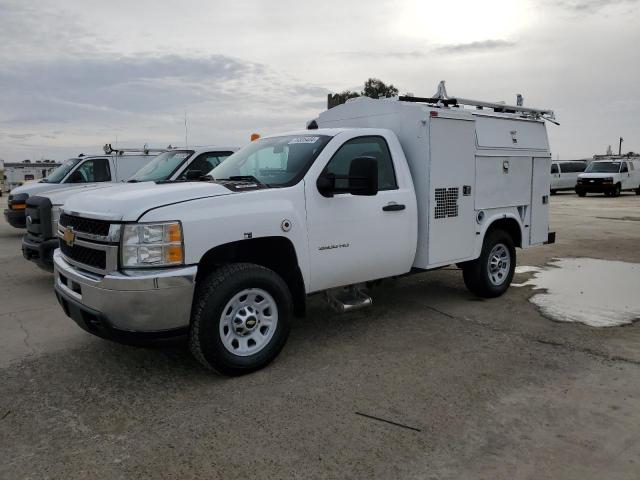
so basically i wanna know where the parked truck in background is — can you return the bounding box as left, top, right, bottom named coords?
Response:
left=52, top=84, right=556, bottom=376
left=22, top=146, right=238, bottom=271
left=4, top=146, right=163, bottom=229
left=576, top=159, right=640, bottom=197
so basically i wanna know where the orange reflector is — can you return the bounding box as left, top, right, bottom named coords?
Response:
left=166, top=223, right=182, bottom=243
left=250, top=133, right=261, bottom=141
left=165, top=245, right=183, bottom=264
left=11, top=203, right=26, bottom=210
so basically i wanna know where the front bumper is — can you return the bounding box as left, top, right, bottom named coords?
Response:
left=4, top=208, right=26, bottom=228
left=22, top=234, right=59, bottom=272
left=53, top=250, right=197, bottom=337
left=575, top=183, right=615, bottom=194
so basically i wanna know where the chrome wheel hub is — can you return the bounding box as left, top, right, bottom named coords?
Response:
left=487, top=243, right=510, bottom=286
left=219, top=288, right=278, bottom=357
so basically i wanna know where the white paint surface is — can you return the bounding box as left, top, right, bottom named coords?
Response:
left=516, top=258, right=640, bottom=327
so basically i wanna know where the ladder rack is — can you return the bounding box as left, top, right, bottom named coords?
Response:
left=102, top=144, right=169, bottom=155
left=401, top=81, right=557, bottom=123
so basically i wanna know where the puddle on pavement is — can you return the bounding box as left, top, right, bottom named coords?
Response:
left=514, top=258, right=640, bottom=328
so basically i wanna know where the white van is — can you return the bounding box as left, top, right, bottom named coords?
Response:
left=576, top=159, right=640, bottom=197
left=550, top=160, right=587, bottom=194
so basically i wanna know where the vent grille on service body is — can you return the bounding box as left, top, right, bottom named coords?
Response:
left=434, top=187, right=459, bottom=219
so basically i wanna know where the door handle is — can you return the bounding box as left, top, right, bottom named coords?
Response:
left=383, top=203, right=405, bottom=212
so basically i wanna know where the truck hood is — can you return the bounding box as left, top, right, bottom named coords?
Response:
left=9, top=182, right=72, bottom=197
left=35, top=184, right=117, bottom=205
left=578, top=173, right=619, bottom=179
left=62, top=181, right=234, bottom=221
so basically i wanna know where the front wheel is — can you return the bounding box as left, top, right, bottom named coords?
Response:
left=462, top=229, right=516, bottom=298
left=612, top=184, right=622, bottom=197
left=576, top=190, right=587, bottom=197
left=189, top=263, right=292, bottom=376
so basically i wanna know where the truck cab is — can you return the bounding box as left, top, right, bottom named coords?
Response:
left=576, top=160, right=640, bottom=197
left=22, top=146, right=238, bottom=271
left=52, top=86, right=556, bottom=376
left=4, top=148, right=161, bottom=229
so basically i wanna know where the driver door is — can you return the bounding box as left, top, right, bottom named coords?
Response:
left=304, top=134, right=414, bottom=292
left=64, top=158, right=111, bottom=184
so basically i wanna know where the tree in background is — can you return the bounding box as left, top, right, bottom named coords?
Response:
left=328, top=78, right=399, bottom=109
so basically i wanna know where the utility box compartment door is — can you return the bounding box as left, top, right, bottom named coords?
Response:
left=530, top=156, right=550, bottom=245
left=427, top=117, right=476, bottom=265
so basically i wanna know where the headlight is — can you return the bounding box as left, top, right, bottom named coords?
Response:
left=603, top=177, right=614, bottom=183
left=51, top=206, right=61, bottom=233
left=121, top=221, right=184, bottom=267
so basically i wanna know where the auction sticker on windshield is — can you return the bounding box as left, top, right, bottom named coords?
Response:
left=288, top=137, right=319, bottom=144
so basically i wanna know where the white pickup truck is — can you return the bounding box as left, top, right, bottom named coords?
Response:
left=22, top=146, right=238, bottom=271
left=4, top=146, right=162, bottom=229
left=53, top=86, right=556, bottom=375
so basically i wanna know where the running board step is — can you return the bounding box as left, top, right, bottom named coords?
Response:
left=325, top=285, right=372, bottom=312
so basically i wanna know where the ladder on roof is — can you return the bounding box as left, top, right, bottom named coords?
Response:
left=399, top=81, right=558, bottom=124
left=102, top=144, right=169, bottom=155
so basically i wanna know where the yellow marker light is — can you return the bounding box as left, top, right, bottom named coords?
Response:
left=165, top=222, right=182, bottom=243
left=250, top=133, right=261, bottom=142
left=165, top=244, right=184, bottom=264
left=11, top=203, right=26, bottom=210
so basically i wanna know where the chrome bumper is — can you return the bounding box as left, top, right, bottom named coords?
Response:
left=53, top=250, right=197, bottom=333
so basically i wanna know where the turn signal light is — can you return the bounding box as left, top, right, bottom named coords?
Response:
left=11, top=203, right=26, bottom=210
left=165, top=245, right=183, bottom=263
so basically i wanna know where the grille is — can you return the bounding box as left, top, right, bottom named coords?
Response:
left=434, top=187, right=459, bottom=219
left=59, top=213, right=111, bottom=237
left=59, top=242, right=106, bottom=270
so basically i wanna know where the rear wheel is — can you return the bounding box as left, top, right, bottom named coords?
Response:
left=462, top=229, right=516, bottom=298
left=189, top=263, right=292, bottom=376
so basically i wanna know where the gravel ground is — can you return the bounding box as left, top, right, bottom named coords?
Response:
left=1, top=192, right=639, bottom=479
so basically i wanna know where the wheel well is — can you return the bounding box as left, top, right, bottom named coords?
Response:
left=486, top=218, right=522, bottom=247
left=196, top=237, right=306, bottom=317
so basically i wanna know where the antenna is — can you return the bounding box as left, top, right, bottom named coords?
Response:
left=184, top=110, right=189, bottom=148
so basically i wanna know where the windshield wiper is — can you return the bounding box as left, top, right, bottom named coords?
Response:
left=227, top=175, right=263, bottom=185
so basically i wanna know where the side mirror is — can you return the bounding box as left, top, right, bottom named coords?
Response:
left=317, top=156, right=378, bottom=197
left=185, top=169, right=203, bottom=180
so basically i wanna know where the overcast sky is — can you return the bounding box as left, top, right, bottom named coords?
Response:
left=0, top=0, right=638, bottom=162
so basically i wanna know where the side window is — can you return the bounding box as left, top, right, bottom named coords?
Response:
left=621, top=162, right=629, bottom=173
left=550, top=163, right=559, bottom=174
left=629, top=162, right=634, bottom=171
left=180, top=151, right=233, bottom=179
left=66, top=158, right=111, bottom=183
left=323, top=136, right=397, bottom=190
left=574, top=162, right=587, bottom=172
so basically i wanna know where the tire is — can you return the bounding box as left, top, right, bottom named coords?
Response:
left=604, top=191, right=612, bottom=197
left=635, top=186, right=640, bottom=195
left=462, top=229, right=516, bottom=298
left=550, top=189, right=557, bottom=195
left=576, top=190, right=586, bottom=197
left=189, top=263, right=292, bottom=376
left=612, top=184, right=621, bottom=197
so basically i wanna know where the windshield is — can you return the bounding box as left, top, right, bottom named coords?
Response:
left=211, top=135, right=332, bottom=186
left=42, top=158, right=81, bottom=183
left=585, top=162, right=620, bottom=173
left=128, top=150, right=194, bottom=182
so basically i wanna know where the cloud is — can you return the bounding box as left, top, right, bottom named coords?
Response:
left=336, top=50, right=427, bottom=59
left=435, top=39, right=517, bottom=54
left=550, top=0, right=639, bottom=14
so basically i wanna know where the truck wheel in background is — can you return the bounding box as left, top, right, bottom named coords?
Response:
left=635, top=185, right=640, bottom=195
left=550, top=189, right=557, bottom=195
left=462, top=229, right=516, bottom=298
left=612, top=183, right=622, bottom=197
left=577, top=190, right=587, bottom=197
left=189, top=263, right=292, bottom=376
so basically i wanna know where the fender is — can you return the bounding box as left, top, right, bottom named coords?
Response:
left=474, top=209, right=525, bottom=258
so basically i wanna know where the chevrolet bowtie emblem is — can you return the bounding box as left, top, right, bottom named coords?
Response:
left=63, top=226, right=75, bottom=247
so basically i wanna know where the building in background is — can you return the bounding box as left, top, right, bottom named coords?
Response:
left=1, top=159, right=60, bottom=192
